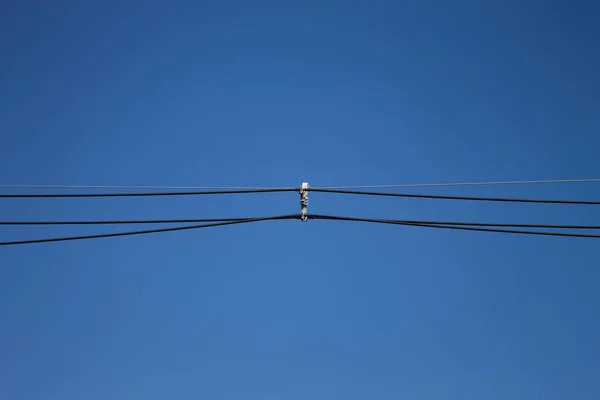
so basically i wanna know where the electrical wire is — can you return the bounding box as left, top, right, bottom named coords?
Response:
left=0, top=214, right=299, bottom=246
left=309, top=188, right=600, bottom=205
left=0, top=188, right=297, bottom=198
left=0, top=185, right=280, bottom=190
left=3, top=178, right=600, bottom=190
left=4, top=213, right=599, bottom=245
left=309, top=215, right=600, bottom=239
left=305, top=215, right=600, bottom=230
left=316, top=178, right=600, bottom=189
left=1, top=217, right=600, bottom=230
left=2, top=186, right=598, bottom=205
left=0, top=217, right=260, bottom=225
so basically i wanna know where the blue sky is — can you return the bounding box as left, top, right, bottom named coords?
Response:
left=1, top=1, right=599, bottom=399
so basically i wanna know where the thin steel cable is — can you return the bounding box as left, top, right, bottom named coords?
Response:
left=315, top=178, right=600, bottom=189
left=3, top=178, right=600, bottom=190
left=0, top=188, right=297, bottom=198
left=309, top=188, right=600, bottom=205
left=309, top=215, right=600, bottom=239
left=0, top=215, right=299, bottom=246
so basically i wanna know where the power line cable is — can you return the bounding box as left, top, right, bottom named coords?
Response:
left=309, top=188, right=600, bottom=205
left=0, top=217, right=262, bottom=225
left=0, top=188, right=296, bottom=198
left=317, top=178, right=600, bottom=189
left=4, top=213, right=598, bottom=245
left=306, top=215, right=600, bottom=230
left=2, top=186, right=598, bottom=205
left=0, top=185, right=279, bottom=190
left=1, top=217, right=600, bottom=230
left=3, top=178, right=600, bottom=190
left=310, top=215, right=600, bottom=239
left=0, top=215, right=299, bottom=246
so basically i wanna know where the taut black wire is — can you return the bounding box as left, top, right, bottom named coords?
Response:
left=2, top=216, right=600, bottom=230
left=0, top=188, right=297, bottom=198
left=0, top=217, right=259, bottom=225
left=309, top=215, right=600, bottom=239
left=0, top=215, right=300, bottom=246
left=309, top=188, right=600, bottom=205
left=4, top=213, right=599, bottom=246
left=307, top=215, right=600, bottom=230
left=3, top=187, right=598, bottom=205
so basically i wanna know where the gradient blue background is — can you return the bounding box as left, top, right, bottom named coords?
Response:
left=1, top=1, right=599, bottom=399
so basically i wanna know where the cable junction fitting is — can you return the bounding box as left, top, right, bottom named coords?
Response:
left=300, top=182, right=309, bottom=222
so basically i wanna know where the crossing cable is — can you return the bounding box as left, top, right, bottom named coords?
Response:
left=309, top=188, right=600, bottom=205
left=309, top=215, right=600, bottom=239
left=1, top=217, right=600, bottom=230
left=0, top=215, right=300, bottom=246
left=0, top=188, right=297, bottom=198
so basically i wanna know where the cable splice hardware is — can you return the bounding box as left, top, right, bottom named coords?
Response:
left=300, top=182, right=309, bottom=222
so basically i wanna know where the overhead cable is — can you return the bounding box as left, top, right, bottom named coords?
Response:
left=309, top=215, right=600, bottom=239
left=0, top=185, right=279, bottom=190
left=0, top=217, right=262, bottom=225
left=316, top=178, right=600, bottom=189
left=3, top=178, right=600, bottom=190
left=2, top=186, right=598, bottom=205
left=308, top=215, right=600, bottom=230
left=0, top=215, right=299, bottom=246
left=1, top=216, right=600, bottom=230
left=309, top=188, right=600, bottom=205
left=0, top=188, right=296, bottom=198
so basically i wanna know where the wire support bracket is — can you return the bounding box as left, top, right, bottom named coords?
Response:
left=300, top=182, right=309, bottom=222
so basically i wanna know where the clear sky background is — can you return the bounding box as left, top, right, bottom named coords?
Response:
left=1, top=1, right=600, bottom=399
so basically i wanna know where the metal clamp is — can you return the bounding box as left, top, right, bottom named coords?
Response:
left=300, top=182, right=309, bottom=222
